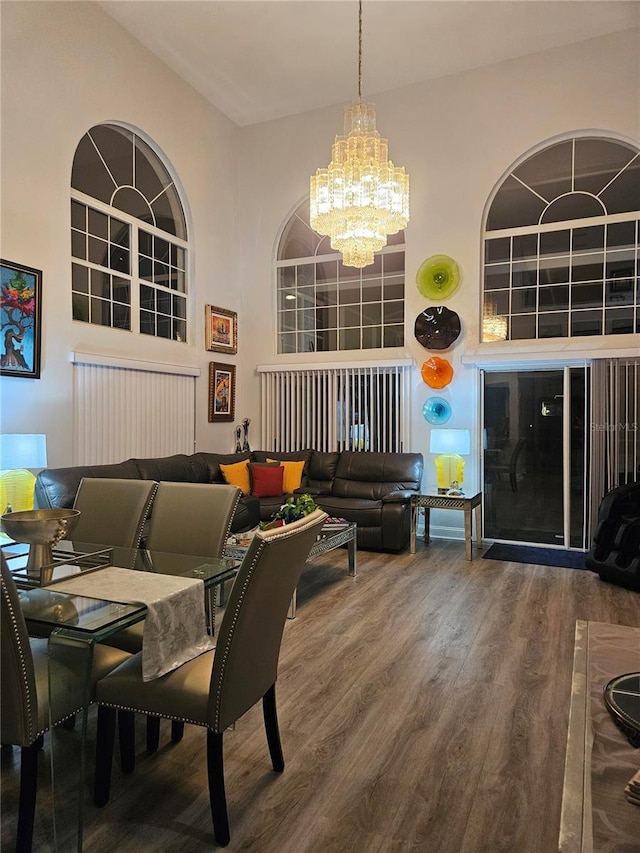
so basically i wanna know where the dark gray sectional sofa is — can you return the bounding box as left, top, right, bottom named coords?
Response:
left=34, top=449, right=423, bottom=552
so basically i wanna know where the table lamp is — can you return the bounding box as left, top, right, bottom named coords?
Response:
left=0, top=434, right=48, bottom=513
left=429, top=428, right=471, bottom=495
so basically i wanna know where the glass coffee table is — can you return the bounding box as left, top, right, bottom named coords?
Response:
left=225, top=521, right=357, bottom=617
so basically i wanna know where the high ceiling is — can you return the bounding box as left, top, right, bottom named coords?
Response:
left=99, top=1, right=640, bottom=127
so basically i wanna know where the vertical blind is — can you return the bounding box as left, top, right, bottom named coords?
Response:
left=72, top=353, right=197, bottom=465
left=589, top=357, right=640, bottom=534
left=258, top=361, right=413, bottom=453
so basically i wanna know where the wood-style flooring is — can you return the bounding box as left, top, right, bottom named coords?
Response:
left=2, top=539, right=639, bottom=852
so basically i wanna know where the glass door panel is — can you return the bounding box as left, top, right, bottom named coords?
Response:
left=483, top=368, right=588, bottom=547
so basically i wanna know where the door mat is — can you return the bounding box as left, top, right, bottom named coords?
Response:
left=483, top=543, right=588, bottom=570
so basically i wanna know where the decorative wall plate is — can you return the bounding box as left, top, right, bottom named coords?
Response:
left=414, top=306, right=461, bottom=350
left=422, top=397, right=452, bottom=425
left=416, top=255, right=461, bottom=301
left=421, top=357, right=454, bottom=389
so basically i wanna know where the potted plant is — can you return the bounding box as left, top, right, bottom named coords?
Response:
left=259, top=493, right=318, bottom=530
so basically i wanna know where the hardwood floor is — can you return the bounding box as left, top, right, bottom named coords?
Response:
left=2, top=540, right=639, bottom=852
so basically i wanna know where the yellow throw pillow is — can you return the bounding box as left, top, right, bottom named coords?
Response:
left=219, top=460, right=250, bottom=495
left=267, top=458, right=305, bottom=494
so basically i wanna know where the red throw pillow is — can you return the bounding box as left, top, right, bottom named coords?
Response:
left=249, top=463, right=284, bottom=498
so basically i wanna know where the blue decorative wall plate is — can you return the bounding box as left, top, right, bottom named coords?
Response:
left=422, top=397, right=452, bottom=425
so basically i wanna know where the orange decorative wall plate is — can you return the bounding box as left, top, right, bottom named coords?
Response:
left=421, top=356, right=454, bottom=389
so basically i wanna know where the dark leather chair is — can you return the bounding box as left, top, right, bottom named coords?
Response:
left=93, top=509, right=328, bottom=847
left=586, top=481, right=640, bottom=591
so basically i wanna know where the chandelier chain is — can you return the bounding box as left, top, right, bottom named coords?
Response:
left=309, top=0, right=409, bottom=268
left=358, top=0, right=362, bottom=100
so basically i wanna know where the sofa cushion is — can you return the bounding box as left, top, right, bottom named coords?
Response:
left=252, top=449, right=312, bottom=482
left=314, top=496, right=383, bottom=527
left=267, top=458, right=305, bottom=493
left=220, top=459, right=252, bottom=495
left=332, top=451, right=423, bottom=500
left=305, top=451, right=340, bottom=493
left=249, top=463, right=284, bottom=498
left=131, top=454, right=208, bottom=483
left=192, top=451, right=251, bottom=484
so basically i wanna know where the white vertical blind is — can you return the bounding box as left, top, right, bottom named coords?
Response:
left=589, top=357, right=640, bottom=534
left=72, top=354, right=197, bottom=465
left=258, top=360, right=412, bottom=453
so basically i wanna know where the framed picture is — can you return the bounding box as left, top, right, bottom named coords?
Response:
left=1, top=259, right=42, bottom=379
left=205, top=305, right=237, bottom=354
left=208, top=362, right=236, bottom=423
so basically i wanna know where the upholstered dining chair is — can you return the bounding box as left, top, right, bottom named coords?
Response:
left=0, top=553, right=131, bottom=853
left=143, top=481, right=241, bottom=557
left=106, top=481, right=242, bottom=753
left=93, top=508, right=327, bottom=847
left=71, top=477, right=159, bottom=559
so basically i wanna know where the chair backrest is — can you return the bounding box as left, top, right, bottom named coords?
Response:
left=1, top=552, right=39, bottom=747
left=144, top=482, right=241, bottom=557
left=208, top=508, right=327, bottom=732
left=72, top=478, right=158, bottom=552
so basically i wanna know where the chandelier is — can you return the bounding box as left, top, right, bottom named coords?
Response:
left=482, top=301, right=508, bottom=342
left=309, top=1, right=409, bottom=268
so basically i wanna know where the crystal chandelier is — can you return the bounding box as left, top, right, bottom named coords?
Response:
left=482, top=301, right=508, bottom=341
left=309, top=1, right=409, bottom=268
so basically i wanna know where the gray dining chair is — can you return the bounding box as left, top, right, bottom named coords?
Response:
left=0, top=553, right=131, bottom=853
left=93, top=508, right=327, bottom=847
left=72, top=477, right=158, bottom=558
left=106, top=481, right=241, bottom=753
left=144, top=481, right=241, bottom=556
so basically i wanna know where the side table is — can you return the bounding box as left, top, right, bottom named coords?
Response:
left=410, top=492, right=482, bottom=561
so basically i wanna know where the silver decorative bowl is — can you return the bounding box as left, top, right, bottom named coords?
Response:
left=1, top=509, right=81, bottom=582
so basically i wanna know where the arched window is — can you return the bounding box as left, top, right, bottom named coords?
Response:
left=71, top=124, right=189, bottom=341
left=482, top=136, right=639, bottom=342
left=276, top=200, right=405, bottom=353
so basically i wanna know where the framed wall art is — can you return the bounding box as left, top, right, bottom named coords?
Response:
left=205, top=305, right=237, bottom=354
left=1, top=259, right=42, bottom=379
left=208, top=361, right=236, bottom=423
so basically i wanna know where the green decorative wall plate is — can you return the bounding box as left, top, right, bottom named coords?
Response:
left=416, top=255, right=461, bottom=300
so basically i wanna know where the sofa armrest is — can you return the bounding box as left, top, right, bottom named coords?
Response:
left=381, top=490, right=415, bottom=503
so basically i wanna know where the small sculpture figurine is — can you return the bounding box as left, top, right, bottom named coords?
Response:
left=241, top=417, right=251, bottom=452
left=234, top=425, right=243, bottom=453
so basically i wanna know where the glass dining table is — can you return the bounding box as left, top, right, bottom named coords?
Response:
left=2, top=538, right=241, bottom=853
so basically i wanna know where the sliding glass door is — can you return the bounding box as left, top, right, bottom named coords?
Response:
left=482, top=367, right=588, bottom=548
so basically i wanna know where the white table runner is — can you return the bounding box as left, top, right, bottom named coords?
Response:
left=48, top=566, right=215, bottom=680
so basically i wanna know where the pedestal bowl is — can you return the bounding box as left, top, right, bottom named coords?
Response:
left=1, top=508, right=81, bottom=582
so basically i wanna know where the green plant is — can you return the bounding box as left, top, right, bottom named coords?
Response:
left=260, top=493, right=318, bottom=530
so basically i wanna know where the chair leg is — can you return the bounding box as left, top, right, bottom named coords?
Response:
left=207, top=730, right=230, bottom=847
left=171, top=721, right=184, bottom=743
left=146, top=716, right=160, bottom=754
left=17, top=739, right=41, bottom=853
left=118, top=710, right=136, bottom=774
left=94, top=707, right=116, bottom=808
left=262, top=683, right=284, bottom=772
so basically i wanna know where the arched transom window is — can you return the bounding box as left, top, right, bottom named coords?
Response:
left=276, top=200, right=405, bottom=353
left=482, top=136, right=639, bottom=342
left=71, top=124, right=189, bottom=341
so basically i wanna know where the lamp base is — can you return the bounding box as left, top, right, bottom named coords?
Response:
left=434, top=454, right=466, bottom=495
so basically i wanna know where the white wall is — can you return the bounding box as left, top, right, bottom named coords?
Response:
left=236, top=27, right=640, bottom=499
left=0, top=1, right=243, bottom=466
left=1, top=1, right=639, bottom=496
